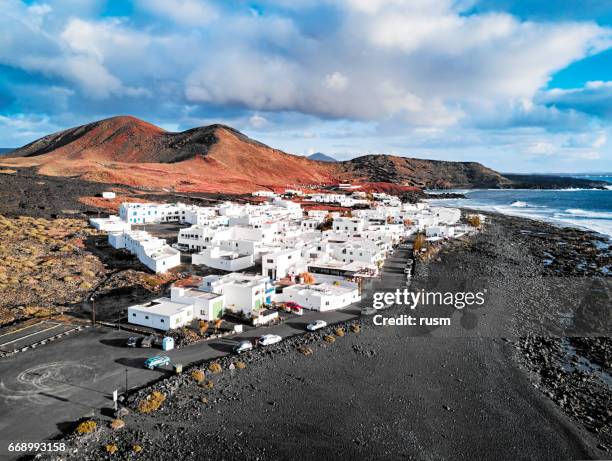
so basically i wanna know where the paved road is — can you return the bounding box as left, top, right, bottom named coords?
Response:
left=0, top=247, right=413, bottom=457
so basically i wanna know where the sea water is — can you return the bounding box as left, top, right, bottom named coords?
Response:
left=427, top=177, right=612, bottom=238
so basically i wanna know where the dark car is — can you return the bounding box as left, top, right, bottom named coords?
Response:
left=126, top=336, right=140, bottom=348
left=140, top=335, right=156, bottom=348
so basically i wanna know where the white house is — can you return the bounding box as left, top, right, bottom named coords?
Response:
left=192, top=246, right=255, bottom=271
left=170, top=285, right=225, bottom=321
left=261, top=248, right=305, bottom=280
left=201, top=273, right=273, bottom=315
left=426, top=225, right=456, bottom=239
left=277, top=281, right=361, bottom=311
left=333, top=217, right=366, bottom=233
left=101, top=191, right=116, bottom=199
left=252, top=190, right=277, bottom=197
left=128, top=298, right=194, bottom=331
left=109, top=230, right=181, bottom=273
left=90, top=215, right=131, bottom=233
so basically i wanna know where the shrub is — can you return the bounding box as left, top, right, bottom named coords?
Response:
left=300, top=272, right=316, bottom=284
left=105, top=444, right=118, bottom=455
left=201, top=380, right=214, bottom=389
left=208, top=362, right=222, bottom=374
left=350, top=324, right=361, bottom=333
left=110, top=419, right=125, bottom=430
left=200, top=396, right=208, bottom=404
left=297, top=345, right=313, bottom=356
left=191, top=370, right=205, bottom=383
left=142, top=275, right=164, bottom=288
left=75, top=420, right=97, bottom=435
left=413, top=234, right=426, bottom=252
left=467, top=215, right=481, bottom=228
left=198, top=320, right=209, bottom=335
left=323, top=335, right=336, bottom=343
left=132, top=445, right=143, bottom=454
left=334, top=327, right=345, bottom=337
left=137, top=391, right=166, bottom=414
left=234, top=361, right=246, bottom=369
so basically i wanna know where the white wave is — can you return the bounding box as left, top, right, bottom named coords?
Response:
left=451, top=204, right=612, bottom=237
left=510, top=201, right=528, bottom=207
left=564, top=209, right=612, bottom=219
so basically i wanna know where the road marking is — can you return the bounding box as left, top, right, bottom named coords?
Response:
left=0, top=321, right=58, bottom=339
left=0, top=362, right=97, bottom=404
left=0, top=323, right=63, bottom=347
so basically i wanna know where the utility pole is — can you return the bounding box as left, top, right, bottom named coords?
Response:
left=125, top=368, right=128, bottom=395
left=90, top=296, right=96, bottom=327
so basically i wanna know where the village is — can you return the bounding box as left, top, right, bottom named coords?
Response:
left=89, top=186, right=475, bottom=339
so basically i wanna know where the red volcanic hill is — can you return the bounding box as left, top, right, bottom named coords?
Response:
left=2, top=116, right=510, bottom=193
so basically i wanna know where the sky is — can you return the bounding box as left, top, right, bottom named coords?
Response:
left=1, top=0, right=612, bottom=173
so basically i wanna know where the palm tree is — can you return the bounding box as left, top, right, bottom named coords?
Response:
left=198, top=320, right=209, bottom=336
left=214, top=318, right=223, bottom=333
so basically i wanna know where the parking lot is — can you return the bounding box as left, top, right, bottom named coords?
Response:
left=0, top=321, right=82, bottom=353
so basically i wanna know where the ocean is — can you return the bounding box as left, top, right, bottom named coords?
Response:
left=427, top=177, right=612, bottom=237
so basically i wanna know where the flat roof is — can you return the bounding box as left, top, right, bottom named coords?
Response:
left=182, top=288, right=223, bottom=300
left=129, top=298, right=191, bottom=317
left=287, top=282, right=356, bottom=296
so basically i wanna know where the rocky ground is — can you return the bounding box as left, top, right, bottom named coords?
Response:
left=0, top=214, right=179, bottom=331
left=43, top=213, right=610, bottom=461
left=0, top=169, right=250, bottom=330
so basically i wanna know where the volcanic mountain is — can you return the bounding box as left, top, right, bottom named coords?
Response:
left=2, top=116, right=511, bottom=193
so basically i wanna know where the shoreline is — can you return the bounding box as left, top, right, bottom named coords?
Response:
left=46, top=212, right=610, bottom=460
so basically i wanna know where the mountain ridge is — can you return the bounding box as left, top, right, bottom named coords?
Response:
left=2, top=115, right=512, bottom=193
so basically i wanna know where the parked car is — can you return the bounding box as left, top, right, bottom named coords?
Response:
left=232, top=340, right=253, bottom=354
left=306, top=320, right=327, bottom=331
left=144, top=355, right=170, bottom=370
left=125, top=336, right=140, bottom=348
left=258, top=334, right=282, bottom=346
left=284, top=301, right=303, bottom=311
left=140, top=335, right=156, bottom=348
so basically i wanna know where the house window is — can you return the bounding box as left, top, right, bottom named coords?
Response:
left=145, top=315, right=149, bottom=319
left=160, top=319, right=164, bottom=323
left=132, top=313, right=136, bottom=317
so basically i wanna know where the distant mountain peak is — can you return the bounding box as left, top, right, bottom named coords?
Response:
left=308, top=152, right=337, bottom=162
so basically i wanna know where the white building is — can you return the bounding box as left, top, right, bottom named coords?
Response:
left=277, top=281, right=361, bottom=311
left=333, top=216, right=366, bottom=233
left=262, top=248, right=305, bottom=280
left=170, top=284, right=225, bottom=321
left=426, top=226, right=456, bottom=239
left=90, top=215, right=131, bottom=233
left=201, top=273, right=274, bottom=316
left=192, top=246, right=255, bottom=272
left=101, top=191, right=116, bottom=199
left=128, top=298, right=194, bottom=331
left=252, top=190, right=277, bottom=197
left=109, top=230, right=181, bottom=273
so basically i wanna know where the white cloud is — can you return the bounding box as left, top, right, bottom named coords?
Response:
left=325, top=72, right=348, bottom=91
left=1, top=0, right=612, bottom=171
left=527, top=141, right=557, bottom=155
left=249, top=114, right=269, bottom=128
left=137, top=0, right=218, bottom=27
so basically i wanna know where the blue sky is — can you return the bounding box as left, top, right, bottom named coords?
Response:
left=1, top=0, right=612, bottom=172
